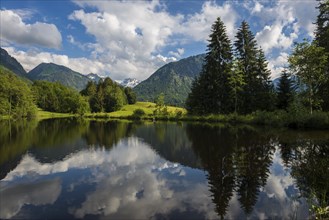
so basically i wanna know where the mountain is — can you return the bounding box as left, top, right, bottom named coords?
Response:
left=27, top=63, right=91, bottom=91
left=87, top=73, right=102, bottom=82
left=133, top=54, right=205, bottom=106
left=117, top=78, right=140, bottom=88
left=0, top=48, right=27, bottom=78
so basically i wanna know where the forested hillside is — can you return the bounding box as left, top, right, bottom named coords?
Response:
left=0, top=66, right=36, bottom=118
left=133, top=54, right=205, bottom=106
left=0, top=48, right=28, bottom=79
left=27, top=63, right=91, bottom=91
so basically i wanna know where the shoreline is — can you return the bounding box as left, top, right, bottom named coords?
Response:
left=2, top=109, right=329, bottom=130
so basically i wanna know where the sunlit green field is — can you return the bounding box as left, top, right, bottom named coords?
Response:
left=107, top=102, right=186, bottom=117
left=37, top=108, right=76, bottom=119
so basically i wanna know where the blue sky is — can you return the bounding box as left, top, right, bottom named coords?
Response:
left=0, top=0, right=318, bottom=80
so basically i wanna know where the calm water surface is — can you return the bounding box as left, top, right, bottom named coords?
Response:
left=0, top=119, right=328, bottom=219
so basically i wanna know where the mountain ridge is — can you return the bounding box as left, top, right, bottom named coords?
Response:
left=27, top=62, right=92, bottom=91
left=133, top=54, right=205, bottom=106
left=0, top=48, right=27, bottom=78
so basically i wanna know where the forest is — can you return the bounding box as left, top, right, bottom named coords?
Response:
left=187, top=1, right=329, bottom=116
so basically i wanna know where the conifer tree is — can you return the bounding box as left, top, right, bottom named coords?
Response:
left=315, top=0, right=329, bottom=54
left=255, top=49, right=275, bottom=111
left=234, top=21, right=273, bottom=113
left=314, top=0, right=329, bottom=111
left=186, top=17, right=233, bottom=114
left=277, top=69, right=295, bottom=110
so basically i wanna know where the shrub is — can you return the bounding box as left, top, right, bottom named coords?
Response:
left=251, top=110, right=287, bottom=127
left=132, top=108, right=145, bottom=119
left=175, top=110, right=183, bottom=118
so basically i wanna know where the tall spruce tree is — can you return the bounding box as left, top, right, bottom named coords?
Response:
left=315, top=0, right=329, bottom=54
left=186, top=17, right=233, bottom=114
left=234, top=21, right=258, bottom=114
left=234, top=21, right=273, bottom=113
left=255, top=49, right=275, bottom=111
left=277, top=69, right=295, bottom=110
left=314, top=0, right=329, bottom=111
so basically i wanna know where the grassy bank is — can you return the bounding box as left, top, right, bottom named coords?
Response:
left=37, top=109, right=76, bottom=120
left=2, top=102, right=328, bottom=130
left=84, top=102, right=186, bottom=119
left=84, top=103, right=329, bottom=129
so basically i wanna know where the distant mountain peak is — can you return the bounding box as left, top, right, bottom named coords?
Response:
left=87, top=73, right=103, bottom=82
left=117, top=78, right=140, bottom=88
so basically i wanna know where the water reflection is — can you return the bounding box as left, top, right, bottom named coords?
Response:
left=0, top=178, right=62, bottom=219
left=0, top=119, right=328, bottom=219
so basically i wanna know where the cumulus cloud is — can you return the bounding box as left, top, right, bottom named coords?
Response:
left=268, top=52, right=290, bottom=79
left=1, top=1, right=239, bottom=80
left=251, top=1, right=317, bottom=54
left=0, top=10, right=62, bottom=49
left=66, top=1, right=238, bottom=80
left=68, top=0, right=181, bottom=80
left=1, top=1, right=317, bottom=80
left=3, top=47, right=107, bottom=75
left=168, top=48, right=185, bottom=58
left=256, top=24, right=298, bottom=53
left=179, top=1, right=238, bottom=41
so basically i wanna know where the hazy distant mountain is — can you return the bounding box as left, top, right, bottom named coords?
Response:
left=117, top=78, right=140, bottom=88
left=27, top=63, right=91, bottom=91
left=0, top=48, right=27, bottom=78
left=133, top=54, right=205, bottom=106
left=87, top=73, right=102, bottom=82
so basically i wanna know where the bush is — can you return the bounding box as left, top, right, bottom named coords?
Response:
left=251, top=110, right=287, bottom=127
left=175, top=110, right=183, bottom=118
left=131, top=108, right=145, bottom=119
left=304, top=112, right=329, bottom=129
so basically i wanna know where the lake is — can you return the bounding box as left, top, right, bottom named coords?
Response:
left=0, top=119, right=328, bottom=219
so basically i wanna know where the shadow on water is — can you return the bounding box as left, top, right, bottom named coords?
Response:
left=0, top=119, right=328, bottom=219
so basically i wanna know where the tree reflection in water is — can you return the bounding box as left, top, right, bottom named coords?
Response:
left=278, top=133, right=329, bottom=219
left=186, top=124, right=275, bottom=218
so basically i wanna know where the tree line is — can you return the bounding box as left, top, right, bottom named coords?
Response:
left=187, top=0, right=329, bottom=115
left=0, top=65, right=137, bottom=118
left=80, top=78, right=136, bottom=113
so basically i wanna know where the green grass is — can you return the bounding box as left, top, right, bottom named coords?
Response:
left=85, top=102, right=187, bottom=119
left=37, top=108, right=76, bottom=120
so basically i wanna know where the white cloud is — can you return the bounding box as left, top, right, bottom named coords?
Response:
left=68, top=0, right=182, bottom=80
left=66, top=1, right=238, bottom=80
left=252, top=1, right=317, bottom=54
left=252, top=2, right=263, bottom=14
left=0, top=10, right=62, bottom=49
left=256, top=24, right=298, bottom=53
left=268, top=52, right=289, bottom=79
left=179, top=1, right=238, bottom=41
left=169, top=48, right=185, bottom=58
left=1, top=1, right=317, bottom=81
left=3, top=47, right=106, bottom=75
